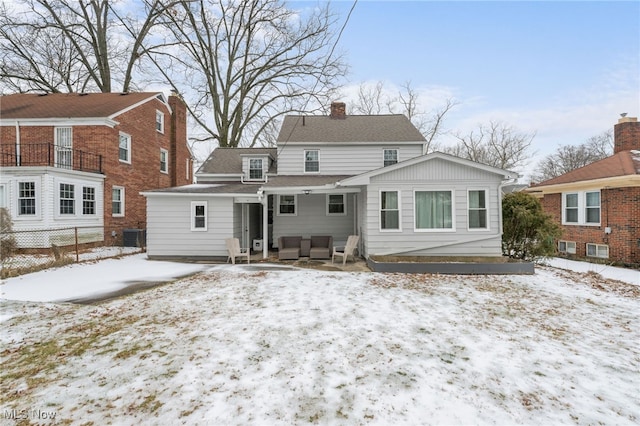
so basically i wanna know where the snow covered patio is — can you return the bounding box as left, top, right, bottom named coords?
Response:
left=1, top=256, right=639, bottom=424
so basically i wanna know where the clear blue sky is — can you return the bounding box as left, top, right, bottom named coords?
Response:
left=295, top=0, right=640, bottom=172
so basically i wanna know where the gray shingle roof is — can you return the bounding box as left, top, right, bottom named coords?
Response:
left=263, top=175, right=353, bottom=188
left=276, top=114, right=426, bottom=143
left=197, top=148, right=277, bottom=175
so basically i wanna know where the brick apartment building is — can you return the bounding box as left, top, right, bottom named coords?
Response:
left=0, top=92, right=192, bottom=248
left=528, top=117, right=640, bottom=266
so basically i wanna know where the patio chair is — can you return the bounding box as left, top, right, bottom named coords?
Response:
left=225, top=238, right=250, bottom=264
left=332, top=235, right=359, bottom=265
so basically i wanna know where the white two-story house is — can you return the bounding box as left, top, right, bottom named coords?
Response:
left=143, top=102, right=518, bottom=261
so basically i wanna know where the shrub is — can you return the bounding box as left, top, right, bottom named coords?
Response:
left=502, top=192, right=561, bottom=261
left=0, top=208, right=17, bottom=262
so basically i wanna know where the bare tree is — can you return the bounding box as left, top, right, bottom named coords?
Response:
left=350, top=80, right=458, bottom=153
left=532, top=130, right=613, bottom=183
left=0, top=0, right=172, bottom=93
left=445, top=121, right=535, bottom=171
left=144, top=0, right=347, bottom=148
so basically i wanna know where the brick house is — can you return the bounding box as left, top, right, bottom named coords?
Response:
left=527, top=117, right=640, bottom=266
left=0, top=92, right=192, bottom=248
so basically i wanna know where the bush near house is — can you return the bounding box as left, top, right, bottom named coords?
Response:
left=0, top=208, right=17, bottom=262
left=502, top=192, right=561, bottom=261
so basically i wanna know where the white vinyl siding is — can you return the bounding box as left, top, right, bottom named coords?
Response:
left=146, top=196, right=235, bottom=257
left=277, top=144, right=423, bottom=175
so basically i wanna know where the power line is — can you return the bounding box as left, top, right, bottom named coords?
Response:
left=277, top=0, right=358, bottom=157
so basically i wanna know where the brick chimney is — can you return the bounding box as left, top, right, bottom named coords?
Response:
left=330, top=101, right=346, bottom=119
left=168, top=93, right=191, bottom=185
left=614, top=116, right=640, bottom=153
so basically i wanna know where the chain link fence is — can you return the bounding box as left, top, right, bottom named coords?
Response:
left=1, top=226, right=144, bottom=279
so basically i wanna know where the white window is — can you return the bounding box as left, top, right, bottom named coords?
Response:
left=468, top=189, right=488, bottom=230
left=304, top=150, right=319, bottom=173
left=563, top=191, right=600, bottom=225
left=112, top=186, right=124, bottom=217
left=278, top=195, right=297, bottom=216
left=380, top=190, right=400, bottom=231
left=249, top=158, right=263, bottom=180
left=83, top=187, right=96, bottom=215
left=55, top=127, right=73, bottom=169
left=160, top=149, right=168, bottom=173
left=18, top=181, right=36, bottom=216
left=586, top=243, right=609, bottom=259
left=327, top=194, right=346, bottom=216
left=383, top=149, right=398, bottom=167
left=415, top=190, right=454, bottom=231
left=156, top=110, right=164, bottom=133
left=0, top=184, right=6, bottom=208
left=191, top=201, right=207, bottom=231
left=119, top=132, right=131, bottom=163
left=59, top=183, right=75, bottom=215
left=564, top=193, right=578, bottom=223
left=585, top=192, right=600, bottom=224
left=558, top=240, right=576, bottom=254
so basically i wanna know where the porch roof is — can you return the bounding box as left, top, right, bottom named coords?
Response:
left=261, top=175, right=354, bottom=190
left=142, top=183, right=261, bottom=195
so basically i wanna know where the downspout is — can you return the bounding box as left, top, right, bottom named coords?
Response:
left=258, top=187, right=269, bottom=259
left=15, top=121, right=21, bottom=165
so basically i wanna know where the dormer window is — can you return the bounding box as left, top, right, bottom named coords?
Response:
left=249, top=158, right=263, bottom=180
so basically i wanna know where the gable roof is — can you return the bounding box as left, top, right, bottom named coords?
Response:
left=339, top=151, right=519, bottom=186
left=0, top=92, right=167, bottom=120
left=531, top=150, right=640, bottom=188
left=277, top=114, right=426, bottom=143
left=197, top=147, right=277, bottom=175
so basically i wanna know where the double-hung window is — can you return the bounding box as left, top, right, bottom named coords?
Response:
left=327, top=194, right=346, bottom=215
left=160, top=149, right=168, bottom=173
left=156, top=110, right=164, bottom=133
left=383, top=149, right=398, bottom=167
left=304, top=150, right=319, bottom=173
left=249, top=158, right=263, bottom=180
left=119, top=133, right=131, bottom=163
left=112, top=186, right=124, bottom=216
left=278, top=195, right=297, bottom=216
left=468, top=190, right=488, bottom=229
left=415, top=190, right=453, bottom=230
left=563, top=191, right=600, bottom=225
left=191, top=201, right=207, bottom=231
left=380, top=191, right=400, bottom=231
left=18, top=181, right=36, bottom=216
left=83, top=187, right=95, bottom=215
left=59, top=183, right=75, bottom=215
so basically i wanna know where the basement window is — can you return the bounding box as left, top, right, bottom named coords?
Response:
left=586, top=243, right=608, bottom=259
left=558, top=240, right=576, bottom=254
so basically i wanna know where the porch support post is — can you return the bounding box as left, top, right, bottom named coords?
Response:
left=262, top=195, right=269, bottom=259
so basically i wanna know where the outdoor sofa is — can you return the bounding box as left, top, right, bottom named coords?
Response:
left=277, top=235, right=333, bottom=260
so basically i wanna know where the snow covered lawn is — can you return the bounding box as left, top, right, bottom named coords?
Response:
left=1, top=264, right=639, bottom=425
